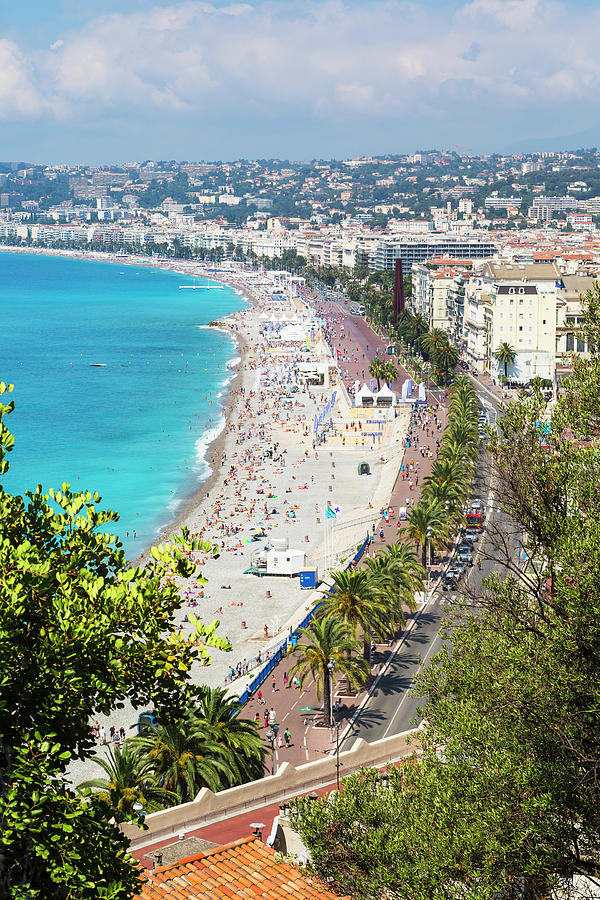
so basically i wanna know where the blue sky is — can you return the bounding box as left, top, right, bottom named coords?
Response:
left=1, top=0, right=599, bottom=163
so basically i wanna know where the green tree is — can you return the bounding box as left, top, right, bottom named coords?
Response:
left=494, top=340, right=517, bottom=379
left=320, top=569, right=389, bottom=659
left=382, top=360, right=399, bottom=386
left=291, top=283, right=600, bottom=899
left=289, top=616, right=369, bottom=726
left=0, top=382, right=229, bottom=898
left=363, top=544, right=423, bottom=629
left=404, top=498, right=449, bottom=566
left=134, top=717, right=236, bottom=802
left=195, top=685, right=264, bottom=783
left=368, top=357, right=386, bottom=390
left=80, top=743, right=175, bottom=817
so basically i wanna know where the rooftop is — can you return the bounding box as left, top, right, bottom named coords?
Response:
left=135, top=836, right=348, bottom=900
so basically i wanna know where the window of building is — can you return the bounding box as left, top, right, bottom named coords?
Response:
left=566, top=333, right=574, bottom=351
left=577, top=338, right=585, bottom=352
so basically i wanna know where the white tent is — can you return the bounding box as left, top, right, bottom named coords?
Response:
left=375, top=383, right=395, bottom=407
left=355, top=383, right=375, bottom=407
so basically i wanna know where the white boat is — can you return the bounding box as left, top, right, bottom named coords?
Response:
left=90, top=363, right=107, bottom=367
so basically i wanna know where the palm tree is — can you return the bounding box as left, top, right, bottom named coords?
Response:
left=195, top=686, right=264, bottom=784
left=79, top=742, right=175, bottom=816
left=368, top=357, right=386, bottom=390
left=447, top=417, right=479, bottom=451
left=134, top=719, right=237, bottom=802
left=320, top=568, right=389, bottom=659
left=425, top=458, right=469, bottom=492
left=435, top=341, right=460, bottom=386
left=382, top=360, right=399, bottom=386
left=404, top=498, right=449, bottom=566
left=364, top=544, right=424, bottom=629
left=289, top=615, right=369, bottom=726
left=494, top=341, right=516, bottom=379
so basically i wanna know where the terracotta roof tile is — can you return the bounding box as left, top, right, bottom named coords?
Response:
left=136, top=837, right=347, bottom=900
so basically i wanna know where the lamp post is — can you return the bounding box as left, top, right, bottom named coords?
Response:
left=266, top=721, right=279, bottom=775
left=425, top=526, right=432, bottom=604
left=327, top=658, right=335, bottom=728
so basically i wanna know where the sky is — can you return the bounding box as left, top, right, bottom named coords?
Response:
left=1, top=0, right=600, bottom=163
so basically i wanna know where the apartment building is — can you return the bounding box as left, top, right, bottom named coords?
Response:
left=464, top=262, right=559, bottom=382
left=369, top=235, right=497, bottom=271
left=555, top=274, right=596, bottom=365
left=412, top=261, right=471, bottom=340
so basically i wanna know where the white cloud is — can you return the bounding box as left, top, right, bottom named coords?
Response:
left=3, top=0, right=600, bottom=137
left=0, top=40, right=43, bottom=118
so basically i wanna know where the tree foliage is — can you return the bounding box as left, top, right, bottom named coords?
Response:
left=0, top=383, right=229, bottom=898
left=291, top=284, right=600, bottom=898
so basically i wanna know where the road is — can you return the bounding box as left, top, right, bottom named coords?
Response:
left=341, top=376, right=511, bottom=747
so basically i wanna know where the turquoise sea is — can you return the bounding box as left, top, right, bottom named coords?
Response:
left=0, top=252, right=246, bottom=557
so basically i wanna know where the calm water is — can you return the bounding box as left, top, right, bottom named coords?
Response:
left=0, top=252, right=246, bottom=557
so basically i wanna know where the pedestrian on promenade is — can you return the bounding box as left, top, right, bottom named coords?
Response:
left=284, top=728, right=291, bottom=747
left=283, top=671, right=288, bottom=688
left=264, top=710, right=269, bottom=728
left=99, top=725, right=106, bottom=745
left=268, top=707, right=276, bottom=725
left=272, top=677, right=277, bottom=691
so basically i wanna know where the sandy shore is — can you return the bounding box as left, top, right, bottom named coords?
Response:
left=4, top=245, right=410, bottom=783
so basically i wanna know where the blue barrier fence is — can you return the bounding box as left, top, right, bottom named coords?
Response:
left=237, top=535, right=370, bottom=708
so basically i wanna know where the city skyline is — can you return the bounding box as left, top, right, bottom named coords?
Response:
left=1, top=0, right=600, bottom=163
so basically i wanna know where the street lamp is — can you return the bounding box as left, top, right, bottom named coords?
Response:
left=266, top=721, right=279, bottom=775
left=327, top=658, right=335, bottom=727
left=425, top=526, right=432, bottom=604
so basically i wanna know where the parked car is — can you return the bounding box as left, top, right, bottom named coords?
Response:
left=464, top=528, right=480, bottom=542
left=470, top=499, right=483, bottom=512
left=442, top=576, right=458, bottom=591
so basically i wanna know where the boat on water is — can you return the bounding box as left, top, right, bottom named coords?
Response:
left=90, top=363, right=107, bottom=367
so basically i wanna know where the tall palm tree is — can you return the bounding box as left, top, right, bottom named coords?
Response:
left=421, top=479, right=467, bottom=524
left=364, top=545, right=424, bottom=629
left=404, top=498, right=449, bottom=566
left=447, top=418, right=479, bottom=451
left=195, top=686, right=264, bottom=784
left=382, top=360, right=399, bottom=386
left=320, top=568, right=389, bottom=659
left=134, top=719, right=236, bottom=802
left=494, top=341, right=516, bottom=379
left=79, top=743, right=176, bottom=816
left=438, top=438, right=476, bottom=472
left=368, top=357, right=386, bottom=390
left=289, top=615, right=369, bottom=726
left=435, top=341, right=460, bottom=386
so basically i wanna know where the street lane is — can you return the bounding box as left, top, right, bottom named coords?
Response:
left=340, top=381, right=516, bottom=745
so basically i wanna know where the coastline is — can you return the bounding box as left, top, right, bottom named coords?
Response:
left=0, top=243, right=255, bottom=557
left=53, top=248, right=413, bottom=785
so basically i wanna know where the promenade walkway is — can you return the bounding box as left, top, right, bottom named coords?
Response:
left=239, top=298, right=449, bottom=770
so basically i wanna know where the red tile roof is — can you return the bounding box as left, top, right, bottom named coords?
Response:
left=135, top=837, right=348, bottom=900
